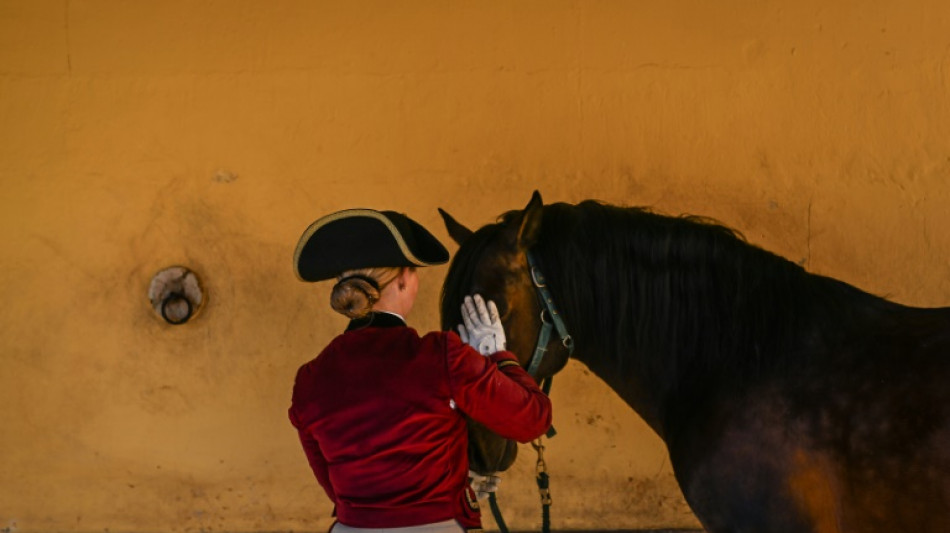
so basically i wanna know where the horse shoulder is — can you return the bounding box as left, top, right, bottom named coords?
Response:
left=669, top=390, right=837, bottom=533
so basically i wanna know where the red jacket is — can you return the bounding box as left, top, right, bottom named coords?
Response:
left=288, top=313, right=553, bottom=530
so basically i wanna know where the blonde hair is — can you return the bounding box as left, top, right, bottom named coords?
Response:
left=330, top=267, right=402, bottom=319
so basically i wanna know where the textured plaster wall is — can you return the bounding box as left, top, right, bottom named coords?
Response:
left=2, top=1, right=949, bottom=532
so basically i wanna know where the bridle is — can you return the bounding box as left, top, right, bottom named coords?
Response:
left=487, top=250, right=574, bottom=533
left=525, top=250, right=575, bottom=378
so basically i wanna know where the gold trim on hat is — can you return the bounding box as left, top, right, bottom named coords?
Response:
left=294, top=209, right=429, bottom=281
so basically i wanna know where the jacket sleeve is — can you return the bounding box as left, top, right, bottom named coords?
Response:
left=295, top=425, right=338, bottom=507
left=289, top=370, right=338, bottom=508
left=443, top=332, right=552, bottom=442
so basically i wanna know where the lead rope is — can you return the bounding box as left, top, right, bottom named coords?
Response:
left=533, top=437, right=552, bottom=533
left=486, top=377, right=554, bottom=533
left=487, top=492, right=509, bottom=533
left=486, top=438, right=551, bottom=533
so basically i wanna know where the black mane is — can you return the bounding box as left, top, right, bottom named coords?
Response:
left=531, top=201, right=905, bottom=402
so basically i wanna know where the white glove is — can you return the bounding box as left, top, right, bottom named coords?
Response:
left=469, top=470, right=501, bottom=501
left=458, top=295, right=506, bottom=356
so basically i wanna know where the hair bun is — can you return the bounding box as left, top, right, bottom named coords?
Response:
left=330, top=277, right=380, bottom=319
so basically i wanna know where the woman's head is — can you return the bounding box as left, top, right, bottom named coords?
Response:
left=294, top=208, right=446, bottom=319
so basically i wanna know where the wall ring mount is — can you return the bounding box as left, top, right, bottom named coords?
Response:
left=160, top=292, right=194, bottom=325
left=148, top=266, right=204, bottom=325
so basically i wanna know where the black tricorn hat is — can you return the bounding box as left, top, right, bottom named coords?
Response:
left=294, top=209, right=450, bottom=282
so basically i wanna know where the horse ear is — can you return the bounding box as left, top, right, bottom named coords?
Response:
left=517, top=190, right=544, bottom=250
left=438, top=208, right=474, bottom=245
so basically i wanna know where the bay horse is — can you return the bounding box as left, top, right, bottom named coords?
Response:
left=439, top=191, right=950, bottom=532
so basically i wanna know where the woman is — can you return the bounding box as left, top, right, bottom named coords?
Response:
left=289, top=208, right=553, bottom=533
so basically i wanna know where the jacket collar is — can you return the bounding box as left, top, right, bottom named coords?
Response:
left=346, top=311, right=407, bottom=332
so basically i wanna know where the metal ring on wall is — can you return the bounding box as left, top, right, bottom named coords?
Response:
left=148, top=266, right=204, bottom=325
left=160, top=292, right=193, bottom=325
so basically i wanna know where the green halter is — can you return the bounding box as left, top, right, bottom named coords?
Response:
left=525, top=250, right=575, bottom=377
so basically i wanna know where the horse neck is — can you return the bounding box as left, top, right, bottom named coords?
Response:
left=537, top=212, right=889, bottom=440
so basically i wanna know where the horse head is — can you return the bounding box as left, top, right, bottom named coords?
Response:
left=439, top=191, right=571, bottom=475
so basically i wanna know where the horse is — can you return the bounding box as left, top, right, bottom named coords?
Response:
left=439, top=191, right=950, bottom=532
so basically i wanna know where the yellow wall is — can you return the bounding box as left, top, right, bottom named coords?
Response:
left=2, top=1, right=949, bottom=531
